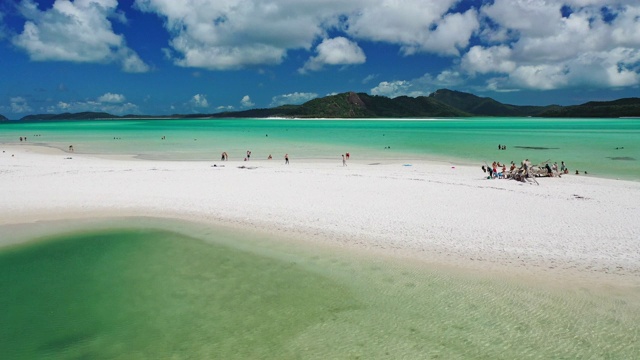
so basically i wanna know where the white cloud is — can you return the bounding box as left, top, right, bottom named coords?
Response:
left=11, top=97, right=32, bottom=113
left=240, top=95, right=255, bottom=108
left=434, top=70, right=464, bottom=88
left=98, top=92, right=126, bottom=103
left=362, top=74, right=378, bottom=84
left=370, top=71, right=464, bottom=98
left=13, top=0, right=149, bottom=73
left=408, top=9, right=479, bottom=56
left=370, top=81, right=411, bottom=97
left=190, top=94, right=209, bottom=108
left=299, top=37, right=366, bottom=73
left=461, top=46, right=516, bottom=75
left=270, top=92, right=318, bottom=107
left=135, top=0, right=352, bottom=70
left=9, top=0, right=636, bottom=95
left=50, top=98, right=138, bottom=115
left=134, top=0, right=480, bottom=69
left=346, top=1, right=478, bottom=56
left=465, top=1, right=640, bottom=90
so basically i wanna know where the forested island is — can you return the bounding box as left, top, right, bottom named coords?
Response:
left=3, top=89, right=639, bottom=121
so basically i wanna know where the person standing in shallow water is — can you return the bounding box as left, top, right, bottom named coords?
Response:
left=284, top=154, right=289, bottom=164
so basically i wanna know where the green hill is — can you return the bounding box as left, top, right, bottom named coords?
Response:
left=428, top=89, right=558, bottom=116
left=12, top=90, right=640, bottom=120
left=537, top=98, right=640, bottom=117
left=211, top=92, right=468, bottom=118
left=0, top=114, right=8, bottom=121
left=218, top=92, right=469, bottom=118
left=20, top=112, right=115, bottom=121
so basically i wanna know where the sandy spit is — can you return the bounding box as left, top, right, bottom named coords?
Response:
left=1, top=145, right=639, bottom=286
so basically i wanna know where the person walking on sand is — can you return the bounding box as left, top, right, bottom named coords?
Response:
left=342, top=154, right=347, bottom=166
left=284, top=153, right=289, bottom=164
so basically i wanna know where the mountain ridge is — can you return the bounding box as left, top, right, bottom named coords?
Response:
left=6, top=89, right=640, bottom=121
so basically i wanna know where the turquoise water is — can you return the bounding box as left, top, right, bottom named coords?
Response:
left=2, top=222, right=639, bottom=359
left=1, top=118, right=638, bottom=180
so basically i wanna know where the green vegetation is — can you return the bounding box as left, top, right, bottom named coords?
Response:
left=20, top=112, right=114, bottom=121
left=428, top=89, right=561, bottom=116
left=537, top=97, right=640, bottom=117
left=15, top=90, right=640, bottom=120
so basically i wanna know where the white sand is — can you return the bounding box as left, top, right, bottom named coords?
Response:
left=1, top=144, right=639, bottom=285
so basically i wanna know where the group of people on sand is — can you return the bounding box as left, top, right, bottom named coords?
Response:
left=482, top=159, right=573, bottom=181
left=217, top=150, right=350, bottom=166
left=482, top=161, right=510, bottom=179
left=219, top=150, right=289, bottom=164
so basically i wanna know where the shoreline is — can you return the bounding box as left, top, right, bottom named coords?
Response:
left=1, top=144, right=639, bottom=289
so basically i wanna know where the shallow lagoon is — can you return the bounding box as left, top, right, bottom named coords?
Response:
left=2, top=218, right=639, bottom=359
left=2, top=118, right=639, bottom=180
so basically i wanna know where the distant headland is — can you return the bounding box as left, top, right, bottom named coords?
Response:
left=2, top=89, right=640, bottom=121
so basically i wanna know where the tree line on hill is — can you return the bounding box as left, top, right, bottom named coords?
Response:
left=2, top=89, right=639, bottom=121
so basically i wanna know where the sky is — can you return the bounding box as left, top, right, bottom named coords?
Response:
left=0, top=0, right=639, bottom=118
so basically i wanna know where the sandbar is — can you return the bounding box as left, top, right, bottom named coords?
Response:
left=1, top=144, right=639, bottom=289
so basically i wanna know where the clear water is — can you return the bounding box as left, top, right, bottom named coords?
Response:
left=2, top=118, right=640, bottom=357
left=1, top=117, right=639, bottom=180
left=1, top=222, right=639, bottom=359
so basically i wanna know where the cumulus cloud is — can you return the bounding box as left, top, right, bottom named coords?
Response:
left=11, top=97, right=32, bottom=113
left=190, top=94, right=209, bottom=108
left=459, top=1, right=640, bottom=91
left=240, top=95, right=254, bottom=108
left=346, top=1, right=478, bottom=56
left=133, top=0, right=481, bottom=70
left=270, top=92, right=318, bottom=107
left=13, top=0, right=149, bottom=73
left=370, top=81, right=411, bottom=98
left=299, top=37, right=366, bottom=73
left=134, top=0, right=351, bottom=70
left=9, top=0, right=636, bottom=95
left=48, top=95, right=139, bottom=115
left=370, top=71, right=464, bottom=98
left=461, top=46, right=516, bottom=75
left=97, top=92, right=126, bottom=103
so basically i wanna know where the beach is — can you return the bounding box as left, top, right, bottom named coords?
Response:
left=2, top=143, right=639, bottom=286
left=2, top=143, right=640, bottom=358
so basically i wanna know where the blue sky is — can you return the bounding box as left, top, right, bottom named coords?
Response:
left=1, top=0, right=639, bottom=118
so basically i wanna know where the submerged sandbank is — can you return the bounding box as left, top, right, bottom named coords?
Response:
left=3, top=219, right=639, bottom=359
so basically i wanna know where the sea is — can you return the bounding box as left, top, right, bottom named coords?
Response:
left=1, top=117, right=638, bottom=179
left=1, top=118, right=639, bottom=359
